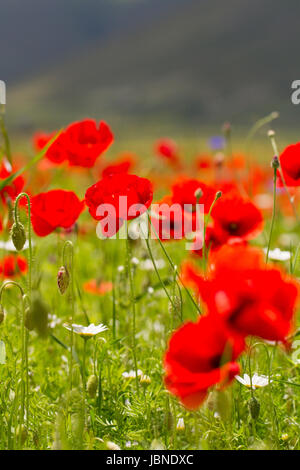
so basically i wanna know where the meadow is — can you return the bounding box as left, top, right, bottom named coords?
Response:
left=0, top=114, right=300, bottom=451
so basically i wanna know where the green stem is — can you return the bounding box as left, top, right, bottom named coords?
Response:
left=125, top=232, right=139, bottom=394
left=63, top=241, right=75, bottom=390
left=147, top=211, right=201, bottom=315
left=14, top=193, right=32, bottom=297
left=266, top=167, right=277, bottom=263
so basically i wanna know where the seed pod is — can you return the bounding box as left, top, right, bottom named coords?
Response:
left=11, top=222, right=26, bottom=251
left=249, top=396, right=260, bottom=421
left=87, top=374, right=98, bottom=398
left=57, top=266, right=70, bottom=295
left=0, top=304, right=4, bottom=324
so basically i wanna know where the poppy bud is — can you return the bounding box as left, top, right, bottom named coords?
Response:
left=194, top=188, right=203, bottom=200
left=249, top=396, right=260, bottom=421
left=57, top=266, right=70, bottom=295
left=271, top=156, right=280, bottom=170
left=0, top=304, right=4, bottom=324
left=11, top=222, right=26, bottom=251
left=87, top=374, right=98, bottom=398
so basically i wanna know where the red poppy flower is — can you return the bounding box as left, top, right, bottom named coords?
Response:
left=191, top=224, right=226, bottom=257
left=155, top=138, right=181, bottom=168
left=85, top=173, right=153, bottom=237
left=164, top=314, right=244, bottom=409
left=101, top=153, right=136, bottom=178
left=0, top=255, right=28, bottom=279
left=171, top=178, right=216, bottom=214
left=31, top=190, right=85, bottom=236
left=195, top=154, right=213, bottom=170
left=0, top=159, right=25, bottom=204
left=278, top=142, right=300, bottom=187
left=46, top=119, right=113, bottom=168
left=83, top=279, right=113, bottom=296
left=151, top=195, right=194, bottom=241
left=33, top=131, right=56, bottom=151
left=184, top=245, right=299, bottom=342
left=211, top=193, right=263, bottom=241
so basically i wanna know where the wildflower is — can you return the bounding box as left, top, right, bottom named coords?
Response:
left=263, top=247, right=291, bottom=261
left=171, top=178, right=216, bottom=214
left=82, top=279, right=113, bottom=296
left=0, top=240, right=30, bottom=252
left=140, top=259, right=165, bottom=271
left=106, top=441, right=121, bottom=450
left=57, top=266, right=70, bottom=295
left=85, top=173, right=153, bottom=236
left=278, top=142, right=300, bottom=186
left=101, top=153, right=136, bottom=178
left=235, top=373, right=271, bottom=389
left=46, top=119, right=113, bottom=167
left=281, top=434, right=289, bottom=441
left=122, top=369, right=143, bottom=379
left=154, top=138, right=181, bottom=167
left=140, top=374, right=151, bottom=385
left=0, top=159, right=25, bottom=204
left=63, top=323, right=108, bottom=338
left=164, top=315, right=245, bottom=409
left=184, top=244, right=299, bottom=342
left=176, top=418, right=185, bottom=431
left=0, top=255, right=28, bottom=279
left=31, top=190, right=84, bottom=236
left=211, top=193, right=263, bottom=241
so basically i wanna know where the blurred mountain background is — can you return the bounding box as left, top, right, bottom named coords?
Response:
left=1, top=0, right=300, bottom=133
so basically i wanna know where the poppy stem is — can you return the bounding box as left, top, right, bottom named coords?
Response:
left=125, top=231, right=140, bottom=394
left=202, top=190, right=222, bottom=271
left=147, top=211, right=201, bottom=315
left=266, top=163, right=277, bottom=263
left=268, top=130, right=300, bottom=222
left=62, top=240, right=75, bottom=390
left=0, top=281, right=28, bottom=443
left=14, top=192, right=32, bottom=297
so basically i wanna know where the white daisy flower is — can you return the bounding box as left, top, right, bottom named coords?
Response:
left=176, top=418, right=185, bottom=431
left=235, top=373, right=271, bottom=389
left=140, top=259, right=165, bottom=271
left=263, top=247, right=291, bottom=261
left=122, top=369, right=143, bottom=379
left=0, top=240, right=31, bottom=252
left=63, top=323, right=108, bottom=338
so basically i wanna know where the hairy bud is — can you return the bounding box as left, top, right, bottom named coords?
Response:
left=249, top=396, right=260, bottom=421
left=11, top=222, right=26, bottom=251
left=57, top=266, right=70, bottom=295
